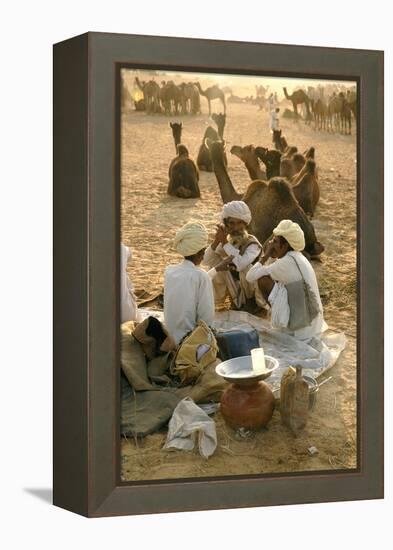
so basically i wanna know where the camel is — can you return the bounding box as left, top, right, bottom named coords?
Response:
left=211, top=113, right=226, bottom=139
left=196, top=126, right=220, bottom=172
left=135, top=77, right=160, bottom=114
left=194, top=82, right=226, bottom=115
left=291, top=160, right=320, bottom=218
left=179, top=82, right=201, bottom=115
left=312, top=98, right=328, bottom=131
left=168, top=144, right=200, bottom=199
left=207, top=140, right=324, bottom=257
left=230, top=145, right=266, bottom=181
left=160, top=81, right=182, bottom=115
left=339, top=93, right=352, bottom=135
left=197, top=114, right=227, bottom=172
left=255, top=147, right=282, bottom=179
left=326, top=93, right=343, bottom=133
left=280, top=153, right=306, bottom=181
left=281, top=146, right=298, bottom=160
left=283, top=87, right=311, bottom=119
left=346, top=90, right=357, bottom=120
left=169, top=122, right=182, bottom=153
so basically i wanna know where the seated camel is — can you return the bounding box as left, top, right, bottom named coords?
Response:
left=255, top=147, right=282, bottom=179
left=168, top=144, right=200, bottom=199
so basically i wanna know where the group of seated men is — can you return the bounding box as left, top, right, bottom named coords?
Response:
left=122, top=200, right=326, bottom=346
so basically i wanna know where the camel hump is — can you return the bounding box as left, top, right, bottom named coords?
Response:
left=243, top=180, right=267, bottom=202
left=177, top=144, right=189, bottom=156
left=203, top=126, right=219, bottom=140
left=268, top=177, right=296, bottom=202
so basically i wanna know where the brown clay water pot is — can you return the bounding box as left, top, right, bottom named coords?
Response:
left=221, top=379, right=275, bottom=430
left=216, top=355, right=278, bottom=431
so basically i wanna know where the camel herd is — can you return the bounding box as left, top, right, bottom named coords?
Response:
left=166, top=114, right=324, bottom=259
left=133, top=77, right=226, bottom=116
left=283, top=86, right=356, bottom=136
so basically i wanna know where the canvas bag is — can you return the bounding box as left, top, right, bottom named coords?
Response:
left=171, top=320, right=218, bottom=386
left=286, top=256, right=321, bottom=331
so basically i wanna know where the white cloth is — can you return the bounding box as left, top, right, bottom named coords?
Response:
left=246, top=251, right=327, bottom=339
left=221, top=201, right=252, bottom=224
left=163, top=397, right=217, bottom=458
left=270, top=111, right=280, bottom=131
left=269, top=282, right=290, bottom=329
left=164, top=260, right=215, bottom=345
left=204, top=242, right=261, bottom=273
left=120, top=243, right=139, bottom=323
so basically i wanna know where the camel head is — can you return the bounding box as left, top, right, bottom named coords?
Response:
left=212, top=112, right=226, bottom=139
left=230, top=144, right=257, bottom=164
left=303, top=146, right=315, bottom=160
left=170, top=122, right=182, bottom=144
left=305, top=159, right=316, bottom=175
left=280, top=158, right=294, bottom=179
left=255, top=147, right=282, bottom=179
left=205, top=138, right=226, bottom=159
left=284, top=146, right=298, bottom=159
left=292, top=153, right=306, bottom=173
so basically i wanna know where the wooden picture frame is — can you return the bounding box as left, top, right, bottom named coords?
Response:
left=53, top=32, right=384, bottom=517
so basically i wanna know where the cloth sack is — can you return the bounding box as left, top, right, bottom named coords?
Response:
left=172, top=320, right=218, bottom=386
left=286, top=256, right=321, bottom=331
left=132, top=316, right=176, bottom=360
left=214, top=326, right=259, bottom=361
left=163, top=397, right=217, bottom=458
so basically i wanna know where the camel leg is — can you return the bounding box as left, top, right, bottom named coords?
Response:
left=208, top=99, right=211, bottom=117
left=222, top=97, right=226, bottom=115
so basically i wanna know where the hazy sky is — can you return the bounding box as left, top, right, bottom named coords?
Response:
left=123, top=68, right=356, bottom=98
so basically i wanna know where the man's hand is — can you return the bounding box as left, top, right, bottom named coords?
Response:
left=215, top=255, right=234, bottom=272
left=259, top=238, right=275, bottom=264
left=212, top=224, right=228, bottom=249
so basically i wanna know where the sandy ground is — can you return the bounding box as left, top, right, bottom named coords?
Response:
left=120, top=101, right=357, bottom=481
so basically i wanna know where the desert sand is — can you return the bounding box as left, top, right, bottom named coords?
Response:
left=120, top=99, right=357, bottom=481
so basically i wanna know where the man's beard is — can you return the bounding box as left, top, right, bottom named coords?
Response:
left=227, top=229, right=249, bottom=247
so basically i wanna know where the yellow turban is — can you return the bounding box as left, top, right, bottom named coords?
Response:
left=174, top=222, right=208, bottom=257
left=273, top=219, right=305, bottom=251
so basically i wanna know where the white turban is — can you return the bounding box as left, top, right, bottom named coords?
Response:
left=221, top=201, right=252, bottom=225
left=174, top=222, right=208, bottom=257
left=273, top=219, right=305, bottom=252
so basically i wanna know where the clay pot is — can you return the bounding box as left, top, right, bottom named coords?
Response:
left=220, top=380, right=275, bottom=431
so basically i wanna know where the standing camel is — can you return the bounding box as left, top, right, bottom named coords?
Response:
left=135, top=77, right=160, bottom=114
left=283, top=87, right=311, bottom=120
left=194, top=82, right=226, bottom=115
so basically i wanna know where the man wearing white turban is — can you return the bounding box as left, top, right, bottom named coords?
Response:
left=164, top=222, right=233, bottom=344
left=246, top=220, right=327, bottom=339
left=203, top=201, right=263, bottom=311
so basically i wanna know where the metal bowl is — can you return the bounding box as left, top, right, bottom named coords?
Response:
left=215, top=355, right=279, bottom=386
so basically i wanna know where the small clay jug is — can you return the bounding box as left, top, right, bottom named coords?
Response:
left=220, top=379, right=275, bottom=431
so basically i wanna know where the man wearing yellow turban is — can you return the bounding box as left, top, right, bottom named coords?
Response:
left=164, top=222, right=232, bottom=344
left=246, top=220, right=327, bottom=339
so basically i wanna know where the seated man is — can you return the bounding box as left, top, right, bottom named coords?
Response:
left=246, top=219, right=327, bottom=340
left=203, top=201, right=262, bottom=311
left=164, top=222, right=232, bottom=345
left=120, top=242, right=140, bottom=323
